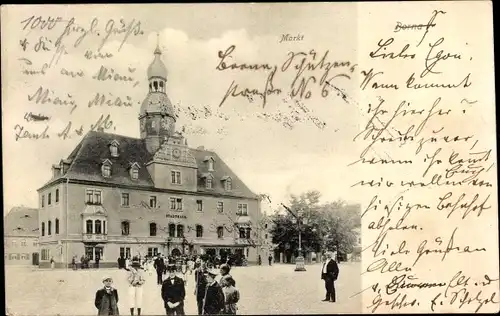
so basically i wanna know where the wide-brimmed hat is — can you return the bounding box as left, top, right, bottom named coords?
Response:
left=204, top=268, right=219, bottom=277
left=166, top=264, right=177, bottom=272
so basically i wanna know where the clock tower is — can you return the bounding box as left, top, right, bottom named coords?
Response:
left=139, top=38, right=176, bottom=154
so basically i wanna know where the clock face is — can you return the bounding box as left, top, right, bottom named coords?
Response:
left=172, top=148, right=181, bottom=158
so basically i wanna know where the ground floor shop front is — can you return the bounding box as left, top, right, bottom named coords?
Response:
left=39, top=238, right=261, bottom=268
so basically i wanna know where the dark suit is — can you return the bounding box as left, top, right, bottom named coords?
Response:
left=203, top=281, right=225, bottom=315
left=162, top=276, right=186, bottom=315
left=194, top=269, right=207, bottom=315
left=155, top=258, right=166, bottom=285
left=321, top=259, right=339, bottom=302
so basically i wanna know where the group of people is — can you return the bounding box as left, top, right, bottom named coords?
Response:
left=94, top=255, right=240, bottom=316
left=72, top=254, right=99, bottom=270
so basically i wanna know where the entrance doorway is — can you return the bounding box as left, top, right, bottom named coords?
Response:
left=32, top=252, right=39, bottom=266
left=171, top=248, right=181, bottom=257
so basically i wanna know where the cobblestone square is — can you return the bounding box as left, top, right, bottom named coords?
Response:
left=6, top=262, right=361, bottom=315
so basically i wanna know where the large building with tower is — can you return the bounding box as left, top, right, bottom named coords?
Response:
left=37, top=42, right=262, bottom=268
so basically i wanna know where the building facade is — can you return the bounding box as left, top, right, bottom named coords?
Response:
left=4, top=207, right=40, bottom=265
left=37, top=42, right=262, bottom=268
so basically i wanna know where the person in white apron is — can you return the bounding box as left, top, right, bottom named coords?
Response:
left=127, top=257, right=145, bottom=315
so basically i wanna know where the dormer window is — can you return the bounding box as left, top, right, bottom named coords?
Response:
left=109, top=140, right=120, bottom=158
left=101, top=159, right=112, bottom=178
left=201, top=173, right=214, bottom=189
left=222, top=176, right=232, bottom=191
left=206, top=178, right=213, bottom=189
left=129, top=162, right=140, bottom=180
left=204, top=156, right=215, bottom=172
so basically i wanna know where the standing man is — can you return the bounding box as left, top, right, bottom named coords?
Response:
left=95, top=254, right=100, bottom=269
left=155, top=254, right=166, bottom=285
left=268, top=254, right=273, bottom=266
left=202, top=268, right=225, bottom=315
left=320, top=251, right=339, bottom=303
left=194, top=260, right=207, bottom=315
left=161, top=264, right=186, bottom=315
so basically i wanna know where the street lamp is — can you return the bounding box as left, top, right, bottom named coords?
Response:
left=281, top=203, right=308, bottom=272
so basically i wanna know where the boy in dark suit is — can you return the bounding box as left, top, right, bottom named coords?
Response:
left=320, top=251, right=339, bottom=302
left=162, top=264, right=186, bottom=315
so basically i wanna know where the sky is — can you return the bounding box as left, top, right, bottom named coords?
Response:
left=2, top=4, right=365, bottom=214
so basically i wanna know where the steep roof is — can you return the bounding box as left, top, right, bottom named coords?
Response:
left=39, top=131, right=257, bottom=199
left=4, top=207, right=39, bottom=237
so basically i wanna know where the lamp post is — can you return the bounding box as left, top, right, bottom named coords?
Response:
left=290, top=208, right=307, bottom=272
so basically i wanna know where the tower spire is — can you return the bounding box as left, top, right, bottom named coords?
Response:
left=154, top=32, right=161, bottom=55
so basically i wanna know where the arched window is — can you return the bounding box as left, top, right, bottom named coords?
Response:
left=121, top=221, right=129, bottom=236
left=41, top=222, right=45, bottom=236
left=225, top=178, right=232, bottom=191
left=95, top=220, right=102, bottom=234
left=48, top=220, right=52, bottom=235
left=150, top=223, right=157, bottom=236
left=217, top=226, right=224, bottom=239
left=159, top=81, right=164, bottom=91
left=55, top=189, right=59, bottom=203
left=196, top=225, right=203, bottom=238
left=86, top=220, right=93, bottom=234
left=177, top=225, right=184, bottom=238
left=245, top=228, right=251, bottom=239
left=153, top=81, right=158, bottom=91
left=55, top=218, right=59, bottom=234
left=169, top=223, right=176, bottom=237
left=239, top=228, right=245, bottom=239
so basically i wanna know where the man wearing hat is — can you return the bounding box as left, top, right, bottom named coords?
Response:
left=202, top=268, right=225, bottom=315
left=154, top=254, right=166, bottom=285
left=320, top=251, right=339, bottom=303
left=161, top=264, right=186, bottom=315
left=194, top=259, right=208, bottom=315
left=95, top=276, right=119, bottom=315
left=128, top=257, right=146, bottom=315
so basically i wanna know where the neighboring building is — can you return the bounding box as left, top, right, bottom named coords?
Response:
left=4, top=207, right=39, bottom=265
left=36, top=42, right=262, bottom=268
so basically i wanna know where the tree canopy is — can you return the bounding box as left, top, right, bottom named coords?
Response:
left=270, top=191, right=361, bottom=256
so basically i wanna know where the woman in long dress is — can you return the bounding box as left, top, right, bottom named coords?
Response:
left=127, top=257, right=145, bottom=316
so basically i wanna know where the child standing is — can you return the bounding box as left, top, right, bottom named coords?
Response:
left=221, top=276, right=240, bottom=315
left=95, top=276, right=120, bottom=316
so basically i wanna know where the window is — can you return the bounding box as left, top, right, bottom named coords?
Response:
left=85, top=246, right=94, bottom=260
left=196, top=225, right=203, bottom=238
left=55, top=189, right=59, bottom=203
left=41, top=222, right=45, bottom=236
left=110, top=144, right=119, bottom=157
left=12, top=240, right=17, bottom=247
left=217, top=202, right=224, bottom=213
left=206, top=178, right=213, bottom=189
left=239, top=228, right=245, bottom=239
left=225, top=178, right=232, bottom=191
left=177, top=225, right=184, bottom=238
left=102, top=164, right=111, bottom=177
left=121, top=221, right=129, bottom=235
left=148, top=247, right=158, bottom=257
left=150, top=223, right=157, bottom=236
left=208, top=159, right=214, bottom=172
left=21, top=239, right=27, bottom=246
left=151, top=120, right=156, bottom=129
left=168, top=223, right=176, bottom=237
left=41, top=249, right=50, bottom=260
left=86, top=189, right=103, bottom=204
left=41, top=195, right=45, bottom=208
left=171, top=171, right=181, bottom=184
left=265, top=224, right=268, bottom=229
left=237, top=203, right=248, bottom=216
left=121, top=193, right=130, bottom=206
left=131, top=168, right=139, bottom=180
left=197, top=200, right=203, bottom=212
left=95, top=220, right=102, bottom=234
left=48, top=193, right=52, bottom=205
left=86, top=220, right=93, bottom=234
left=95, top=247, right=103, bottom=260
left=33, top=240, right=38, bottom=247
left=265, top=233, right=268, bottom=239
left=55, top=218, right=59, bottom=234
left=120, top=247, right=131, bottom=258
left=150, top=196, right=157, bottom=208
left=103, top=221, right=106, bottom=234
left=245, top=228, right=251, bottom=239
left=48, top=220, right=52, bottom=235
left=171, top=198, right=182, bottom=211
left=217, top=226, right=224, bottom=238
